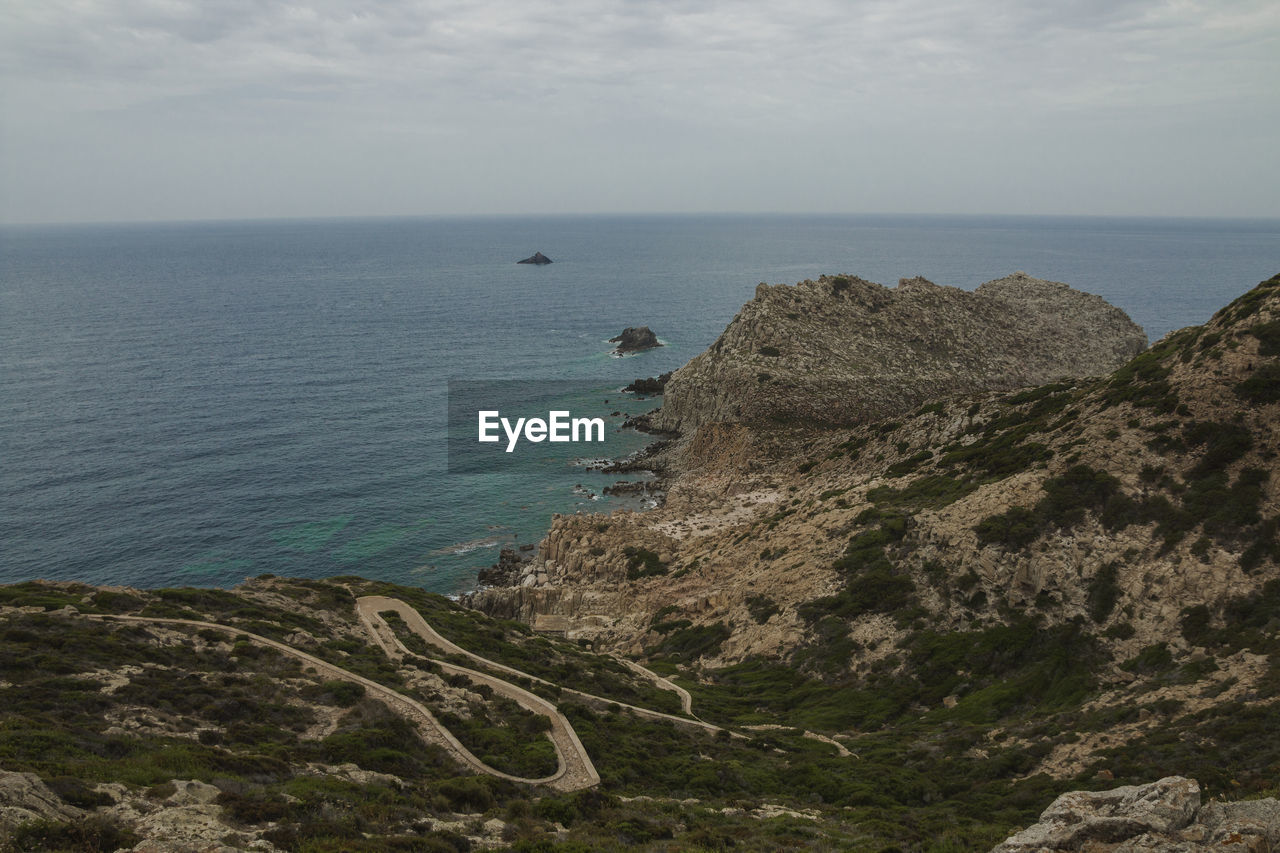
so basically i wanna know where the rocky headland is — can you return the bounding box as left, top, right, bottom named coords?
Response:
left=648, top=272, right=1146, bottom=433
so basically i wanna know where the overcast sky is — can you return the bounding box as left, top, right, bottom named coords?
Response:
left=2, top=0, right=1278, bottom=223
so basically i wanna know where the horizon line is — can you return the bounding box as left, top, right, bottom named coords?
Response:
left=3, top=209, right=1280, bottom=229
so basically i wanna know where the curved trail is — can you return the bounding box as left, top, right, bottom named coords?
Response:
left=355, top=599, right=599, bottom=790
left=616, top=657, right=694, bottom=716
left=356, top=596, right=718, bottom=733
left=86, top=612, right=592, bottom=790
left=85, top=597, right=725, bottom=792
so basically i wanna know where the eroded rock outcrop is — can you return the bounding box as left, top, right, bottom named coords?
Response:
left=650, top=272, right=1146, bottom=432
left=993, top=776, right=1280, bottom=852
left=517, top=251, right=553, bottom=265
left=0, top=771, right=83, bottom=826
left=611, top=326, right=662, bottom=353
left=624, top=371, right=673, bottom=394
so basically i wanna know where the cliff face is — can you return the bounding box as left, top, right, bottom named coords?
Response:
left=648, top=272, right=1147, bottom=432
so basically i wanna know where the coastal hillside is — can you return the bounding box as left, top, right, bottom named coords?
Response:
left=466, top=275, right=1280, bottom=822
left=647, top=272, right=1146, bottom=432
left=3, top=275, right=1279, bottom=853
left=474, top=274, right=1279, bottom=669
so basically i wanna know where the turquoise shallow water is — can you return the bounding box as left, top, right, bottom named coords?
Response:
left=2, top=214, right=1277, bottom=594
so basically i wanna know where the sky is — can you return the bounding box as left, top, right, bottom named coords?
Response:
left=2, top=0, right=1278, bottom=224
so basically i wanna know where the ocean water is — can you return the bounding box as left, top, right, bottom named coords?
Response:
left=2, top=214, right=1278, bottom=595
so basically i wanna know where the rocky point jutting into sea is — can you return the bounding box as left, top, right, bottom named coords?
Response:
left=2, top=272, right=1278, bottom=852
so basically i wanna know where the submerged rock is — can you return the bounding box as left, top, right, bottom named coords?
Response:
left=517, top=251, right=552, bottom=265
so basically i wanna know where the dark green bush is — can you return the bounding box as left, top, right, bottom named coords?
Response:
left=1236, top=363, right=1280, bottom=404
left=746, top=595, right=780, bottom=624
left=1086, top=564, right=1120, bottom=623
left=1248, top=320, right=1280, bottom=356
left=623, top=547, right=668, bottom=581
left=975, top=506, right=1039, bottom=549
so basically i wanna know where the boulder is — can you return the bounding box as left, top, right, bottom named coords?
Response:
left=0, top=770, right=83, bottom=828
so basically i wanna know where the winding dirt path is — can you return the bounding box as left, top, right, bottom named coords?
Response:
left=84, top=596, right=728, bottom=793
left=86, top=597, right=725, bottom=791
left=616, top=657, right=694, bottom=716
left=356, top=596, right=719, bottom=733
left=86, top=612, right=595, bottom=791
left=355, top=599, right=599, bottom=791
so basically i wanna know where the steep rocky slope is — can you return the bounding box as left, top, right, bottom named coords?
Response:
left=476, top=274, right=1278, bottom=658
left=469, top=274, right=1280, bottom=802
left=648, top=272, right=1146, bottom=432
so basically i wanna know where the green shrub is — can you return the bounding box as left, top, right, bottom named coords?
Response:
left=7, top=816, right=139, bottom=853
left=868, top=474, right=977, bottom=509
left=1122, top=643, right=1176, bottom=675
left=647, top=622, right=731, bottom=663
left=1180, top=605, right=1212, bottom=646
left=975, top=506, right=1039, bottom=549
left=1183, top=421, right=1253, bottom=478
left=623, top=547, right=668, bottom=581
left=1248, top=320, right=1280, bottom=356
left=887, top=450, right=933, bottom=477
left=1086, top=563, right=1120, bottom=623
left=746, top=595, right=780, bottom=624
left=1236, top=363, right=1280, bottom=404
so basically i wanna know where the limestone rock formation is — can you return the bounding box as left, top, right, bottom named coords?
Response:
left=611, top=326, right=662, bottom=353
left=517, top=251, right=552, bottom=265
left=993, top=776, right=1280, bottom=852
left=649, top=272, right=1146, bottom=432
left=0, top=770, right=83, bottom=826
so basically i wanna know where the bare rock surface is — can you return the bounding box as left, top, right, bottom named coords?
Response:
left=650, top=272, right=1146, bottom=432
left=611, top=326, right=662, bottom=353
left=993, top=777, right=1280, bottom=852
left=0, top=770, right=83, bottom=826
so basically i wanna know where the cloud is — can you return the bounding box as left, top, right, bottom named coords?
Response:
left=2, top=0, right=1278, bottom=220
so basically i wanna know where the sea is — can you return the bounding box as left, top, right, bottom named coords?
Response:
left=2, top=214, right=1278, bottom=596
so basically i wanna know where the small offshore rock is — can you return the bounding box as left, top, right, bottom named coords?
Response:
left=611, top=326, right=662, bottom=353
left=517, top=251, right=552, bottom=265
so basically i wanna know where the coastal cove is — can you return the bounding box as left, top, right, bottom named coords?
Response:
left=2, top=214, right=1278, bottom=595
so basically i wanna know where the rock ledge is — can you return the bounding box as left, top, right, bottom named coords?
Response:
left=993, top=776, right=1280, bottom=852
